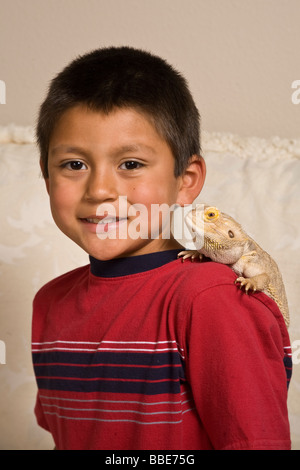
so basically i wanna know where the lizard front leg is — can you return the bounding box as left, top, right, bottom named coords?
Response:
left=235, top=272, right=270, bottom=294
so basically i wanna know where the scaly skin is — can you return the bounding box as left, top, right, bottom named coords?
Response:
left=178, top=205, right=290, bottom=328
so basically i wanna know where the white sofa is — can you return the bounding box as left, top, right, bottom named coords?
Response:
left=0, top=125, right=299, bottom=449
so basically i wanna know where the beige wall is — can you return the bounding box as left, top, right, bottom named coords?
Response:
left=0, top=0, right=299, bottom=138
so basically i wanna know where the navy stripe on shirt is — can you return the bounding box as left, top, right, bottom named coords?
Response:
left=32, top=350, right=185, bottom=395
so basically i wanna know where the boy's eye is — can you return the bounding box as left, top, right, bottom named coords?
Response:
left=63, top=161, right=87, bottom=171
left=119, top=161, right=143, bottom=170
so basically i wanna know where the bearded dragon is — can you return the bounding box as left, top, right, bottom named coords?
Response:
left=178, top=205, right=290, bottom=328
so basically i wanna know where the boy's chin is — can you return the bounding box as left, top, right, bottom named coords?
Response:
left=84, top=238, right=177, bottom=261
left=82, top=240, right=149, bottom=261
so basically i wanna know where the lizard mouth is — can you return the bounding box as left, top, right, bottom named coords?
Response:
left=203, top=237, right=225, bottom=251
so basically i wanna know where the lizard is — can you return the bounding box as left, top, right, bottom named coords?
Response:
left=178, top=205, right=290, bottom=328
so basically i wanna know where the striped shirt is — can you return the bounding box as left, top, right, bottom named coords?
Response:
left=32, top=250, right=291, bottom=449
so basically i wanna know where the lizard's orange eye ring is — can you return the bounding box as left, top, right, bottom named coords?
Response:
left=204, top=207, right=220, bottom=221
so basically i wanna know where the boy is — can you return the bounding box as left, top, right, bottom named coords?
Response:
left=32, top=46, right=291, bottom=450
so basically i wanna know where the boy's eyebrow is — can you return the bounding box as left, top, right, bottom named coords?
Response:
left=111, top=144, right=156, bottom=156
left=50, top=143, right=156, bottom=158
left=50, top=145, right=89, bottom=158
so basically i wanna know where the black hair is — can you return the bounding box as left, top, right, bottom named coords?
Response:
left=36, top=46, right=201, bottom=178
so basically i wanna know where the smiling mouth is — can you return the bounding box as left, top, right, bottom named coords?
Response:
left=80, top=216, right=128, bottom=234
left=84, top=217, right=126, bottom=224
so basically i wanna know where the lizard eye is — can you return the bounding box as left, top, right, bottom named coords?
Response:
left=228, top=230, right=234, bottom=238
left=204, top=207, right=220, bottom=221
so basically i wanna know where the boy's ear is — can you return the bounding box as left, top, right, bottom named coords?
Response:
left=40, top=158, right=50, bottom=194
left=176, top=155, right=206, bottom=206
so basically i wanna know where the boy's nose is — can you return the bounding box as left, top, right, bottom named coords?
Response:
left=83, top=168, right=118, bottom=203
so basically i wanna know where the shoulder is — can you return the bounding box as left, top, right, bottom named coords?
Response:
left=172, top=258, right=237, bottom=297
left=145, top=258, right=236, bottom=309
left=33, top=264, right=90, bottom=304
left=171, top=258, right=286, bottom=335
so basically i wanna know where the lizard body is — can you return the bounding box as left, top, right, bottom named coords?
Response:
left=179, top=205, right=290, bottom=328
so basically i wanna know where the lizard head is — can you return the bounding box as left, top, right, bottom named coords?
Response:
left=185, top=205, right=250, bottom=264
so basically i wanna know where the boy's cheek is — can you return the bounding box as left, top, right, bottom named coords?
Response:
left=46, top=177, right=76, bottom=201
left=48, top=186, right=76, bottom=221
left=131, top=179, right=179, bottom=205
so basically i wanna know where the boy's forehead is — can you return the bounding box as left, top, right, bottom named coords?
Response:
left=51, top=104, right=156, bottom=135
left=49, top=105, right=171, bottom=156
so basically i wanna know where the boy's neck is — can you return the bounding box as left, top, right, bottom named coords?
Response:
left=89, top=249, right=182, bottom=278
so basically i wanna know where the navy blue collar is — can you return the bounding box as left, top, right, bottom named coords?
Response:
left=89, top=249, right=182, bottom=277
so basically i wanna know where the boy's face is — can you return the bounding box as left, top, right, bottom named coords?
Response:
left=46, top=105, right=189, bottom=260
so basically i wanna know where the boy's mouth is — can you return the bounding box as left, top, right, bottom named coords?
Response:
left=80, top=215, right=128, bottom=234
left=85, top=217, right=119, bottom=224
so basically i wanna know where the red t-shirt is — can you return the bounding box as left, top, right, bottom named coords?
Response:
left=32, top=250, right=291, bottom=449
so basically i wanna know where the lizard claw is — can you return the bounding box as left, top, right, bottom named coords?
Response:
left=178, top=250, right=202, bottom=262
left=235, top=276, right=257, bottom=294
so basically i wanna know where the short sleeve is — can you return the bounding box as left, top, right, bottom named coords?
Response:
left=184, top=283, right=291, bottom=450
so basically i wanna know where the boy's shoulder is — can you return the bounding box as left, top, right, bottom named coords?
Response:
left=34, top=264, right=90, bottom=303
left=173, top=258, right=237, bottom=295
left=173, top=258, right=287, bottom=336
left=158, top=257, right=250, bottom=317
